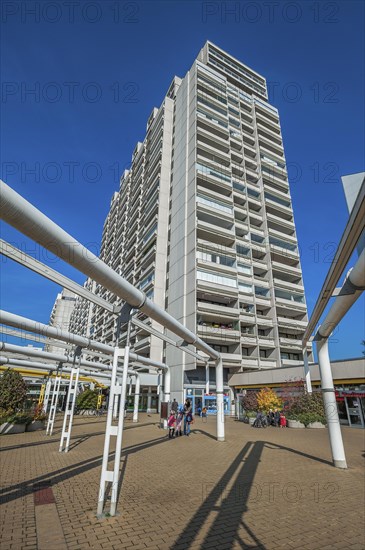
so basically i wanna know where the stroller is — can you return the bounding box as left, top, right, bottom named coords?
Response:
left=252, top=413, right=268, bottom=428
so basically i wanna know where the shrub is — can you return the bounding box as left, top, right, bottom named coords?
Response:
left=5, top=412, right=32, bottom=425
left=295, top=413, right=326, bottom=427
left=0, top=369, right=27, bottom=412
left=32, top=404, right=47, bottom=422
left=240, top=391, right=258, bottom=412
left=288, top=391, right=325, bottom=417
left=76, top=389, right=98, bottom=410
left=256, top=387, right=283, bottom=412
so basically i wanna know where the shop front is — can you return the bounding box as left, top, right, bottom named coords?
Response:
left=336, top=390, right=365, bottom=428
left=185, top=387, right=230, bottom=415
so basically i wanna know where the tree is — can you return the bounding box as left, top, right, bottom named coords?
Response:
left=280, top=378, right=305, bottom=411
left=76, top=389, right=98, bottom=410
left=240, top=390, right=258, bottom=412
left=0, top=369, right=28, bottom=412
left=256, top=387, right=283, bottom=412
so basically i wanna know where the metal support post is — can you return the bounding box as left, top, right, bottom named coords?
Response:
left=97, top=304, right=132, bottom=517
left=132, top=373, right=140, bottom=423
left=303, top=349, right=312, bottom=393
left=43, top=376, right=52, bottom=413
left=156, top=374, right=161, bottom=414
left=46, top=363, right=63, bottom=435
left=216, top=358, right=225, bottom=442
left=205, top=364, right=210, bottom=395
left=113, top=381, right=120, bottom=419
left=316, top=337, right=347, bottom=468
left=59, top=347, right=82, bottom=452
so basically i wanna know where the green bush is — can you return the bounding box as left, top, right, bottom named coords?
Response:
left=76, top=389, right=98, bottom=410
left=295, top=413, right=326, bottom=426
left=5, top=412, right=32, bottom=425
left=286, top=391, right=326, bottom=420
left=0, top=369, right=27, bottom=412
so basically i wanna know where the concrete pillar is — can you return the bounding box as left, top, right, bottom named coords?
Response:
left=132, top=374, right=140, bottom=423
left=317, top=338, right=347, bottom=468
left=147, top=386, right=152, bottom=413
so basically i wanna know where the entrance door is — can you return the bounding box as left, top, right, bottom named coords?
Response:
left=345, top=397, right=365, bottom=428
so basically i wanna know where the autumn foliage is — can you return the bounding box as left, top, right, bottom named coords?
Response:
left=256, top=387, right=283, bottom=412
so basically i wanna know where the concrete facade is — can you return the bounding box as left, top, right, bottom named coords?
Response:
left=69, top=42, right=313, bottom=400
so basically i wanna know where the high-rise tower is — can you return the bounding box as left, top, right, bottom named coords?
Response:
left=70, top=42, right=312, bottom=405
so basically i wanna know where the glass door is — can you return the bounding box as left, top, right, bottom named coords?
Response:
left=345, top=397, right=365, bottom=428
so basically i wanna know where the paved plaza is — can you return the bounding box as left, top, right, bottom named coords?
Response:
left=1, top=414, right=364, bottom=550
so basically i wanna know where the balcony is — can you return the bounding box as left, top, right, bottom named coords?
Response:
left=197, top=301, right=239, bottom=318
left=258, top=134, right=283, bottom=156
left=240, top=312, right=255, bottom=323
left=197, top=277, right=238, bottom=296
left=274, top=278, right=304, bottom=293
left=266, top=211, right=294, bottom=229
left=196, top=258, right=236, bottom=278
left=269, top=228, right=297, bottom=246
left=134, top=336, right=151, bottom=354
left=221, top=353, right=242, bottom=366
left=197, top=128, right=230, bottom=154
left=197, top=219, right=236, bottom=246
left=259, top=359, right=277, bottom=368
left=271, top=260, right=301, bottom=276
left=278, top=316, right=307, bottom=330
left=280, top=337, right=302, bottom=348
left=258, top=336, right=276, bottom=347
left=198, top=324, right=241, bottom=342
left=197, top=143, right=231, bottom=167
left=241, top=335, right=257, bottom=346
left=256, top=316, right=273, bottom=327
left=281, top=358, right=303, bottom=367
left=241, top=358, right=259, bottom=368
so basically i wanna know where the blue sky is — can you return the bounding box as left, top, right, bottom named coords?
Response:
left=1, top=0, right=364, bottom=360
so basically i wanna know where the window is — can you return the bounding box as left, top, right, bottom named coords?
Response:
left=197, top=269, right=237, bottom=288
left=197, top=250, right=235, bottom=268
left=239, top=282, right=253, bottom=294
left=255, top=286, right=270, bottom=298
left=275, top=289, right=304, bottom=303
left=196, top=194, right=232, bottom=214
left=237, top=263, right=252, bottom=275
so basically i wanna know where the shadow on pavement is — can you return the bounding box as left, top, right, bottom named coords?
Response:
left=174, top=441, right=266, bottom=549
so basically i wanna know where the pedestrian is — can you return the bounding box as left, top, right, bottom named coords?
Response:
left=279, top=412, right=287, bottom=428
left=175, top=410, right=183, bottom=437
left=171, top=398, right=178, bottom=413
left=274, top=408, right=280, bottom=427
left=167, top=411, right=176, bottom=438
left=184, top=399, right=193, bottom=436
left=202, top=406, right=207, bottom=422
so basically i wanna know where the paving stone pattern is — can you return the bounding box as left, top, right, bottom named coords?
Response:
left=1, top=414, right=364, bottom=549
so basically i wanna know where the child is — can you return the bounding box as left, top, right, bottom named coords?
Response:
left=168, top=411, right=176, bottom=438
left=175, top=411, right=183, bottom=437
left=279, top=412, right=287, bottom=428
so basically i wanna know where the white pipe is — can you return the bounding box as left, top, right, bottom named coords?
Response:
left=205, top=364, right=209, bottom=395
left=314, top=248, right=365, bottom=469
left=216, top=358, right=225, bottom=441
left=318, top=248, right=365, bottom=340
left=0, top=180, right=225, bottom=442
left=132, top=373, right=140, bottom=423
left=0, top=181, right=219, bottom=362
left=303, top=349, right=312, bottom=393
left=316, top=339, right=347, bottom=468
left=0, top=344, right=138, bottom=381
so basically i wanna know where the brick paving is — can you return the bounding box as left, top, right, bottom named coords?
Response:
left=1, top=414, right=364, bottom=549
